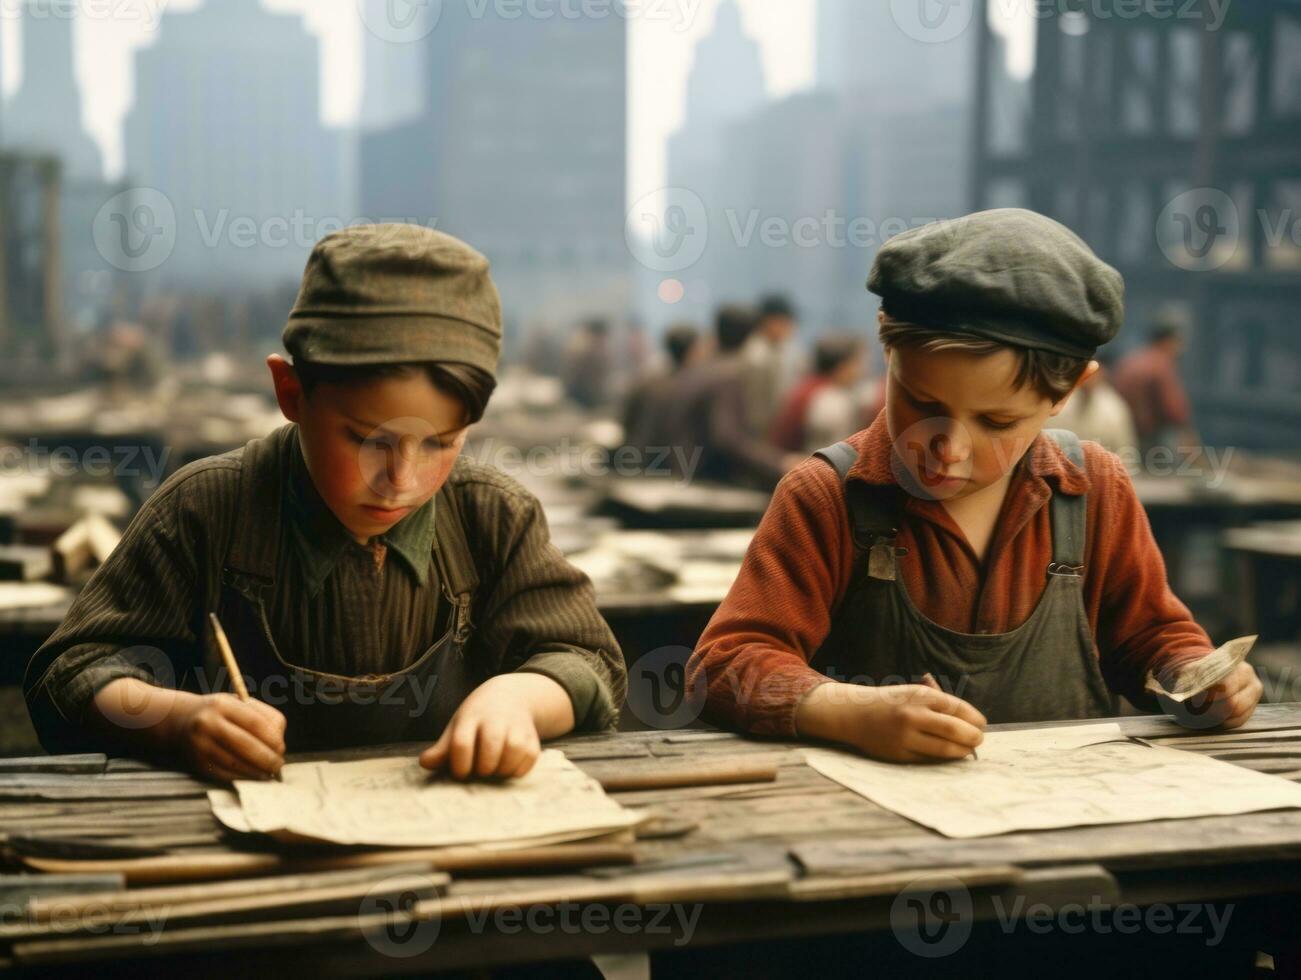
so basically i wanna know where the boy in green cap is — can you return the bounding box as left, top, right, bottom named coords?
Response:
left=689, top=209, right=1261, bottom=762
left=26, top=224, right=626, bottom=783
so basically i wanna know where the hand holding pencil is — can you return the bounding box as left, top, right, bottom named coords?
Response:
left=150, top=613, right=288, bottom=784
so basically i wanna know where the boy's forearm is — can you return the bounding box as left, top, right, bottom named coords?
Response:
left=795, top=681, right=873, bottom=744
left=87, top=678, right=184, bottom=756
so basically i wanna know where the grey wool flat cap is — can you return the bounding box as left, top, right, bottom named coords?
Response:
left=868, top=208, right=1125, bottom=359
left=283, top=223, right=502, bottom=376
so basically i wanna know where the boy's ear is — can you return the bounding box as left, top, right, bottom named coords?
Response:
left=1048, top=360, right=1100, bottom=417
left=267, top=354, right=305, bottom=423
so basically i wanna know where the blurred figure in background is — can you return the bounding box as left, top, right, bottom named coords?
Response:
left=1113, top=309, right=1201, bottom=455
left=1053, top=350, right=1138, bottom=456
left=622, top=322, right=705, bottom=456
left=89, top=321, right=164, bottom=398
left=661, top=304, right=803, bottom=489
left=741, top=294, right=801, bottom=440
left=563, top=318, right=613, bottom=409
left=770, top=334, right=867, bottom=454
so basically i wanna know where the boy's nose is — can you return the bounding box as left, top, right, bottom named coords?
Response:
left=930, top=428, right=970, bottom=465
left=385, top=436, right=421, bottom=489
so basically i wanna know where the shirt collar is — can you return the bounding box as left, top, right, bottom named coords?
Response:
left=285, top=430, right=437, bottom=598
left=846, top=412, right=1091, bottom=497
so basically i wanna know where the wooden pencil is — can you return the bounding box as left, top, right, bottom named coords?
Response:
left=208, top=613, right=250, bottom=702
left=208, top=612, right=280, bottom=780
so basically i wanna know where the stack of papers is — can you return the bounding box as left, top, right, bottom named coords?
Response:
left=210, top=749, right=642, bottom=849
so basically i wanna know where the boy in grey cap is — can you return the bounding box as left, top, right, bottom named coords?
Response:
left=691, top=209, right=1260, bottom=762
left=27, top=224, right=626, bottom=783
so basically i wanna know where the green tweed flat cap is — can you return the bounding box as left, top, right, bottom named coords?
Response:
left=868, top=208, right=1124, bottom=359
left=284, top=224, right=502, bottom=375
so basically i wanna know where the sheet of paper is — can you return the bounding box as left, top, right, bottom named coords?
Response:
left=806, top=723, right=1301, bottom=838
left=222, top=749, right=642, bottom=848
left=1145, top=635, right=1258, bottom=703
left=207, top=788, right=252, bottom=833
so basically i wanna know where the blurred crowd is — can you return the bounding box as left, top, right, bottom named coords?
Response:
left=555, top=299, right=1205, bottom=492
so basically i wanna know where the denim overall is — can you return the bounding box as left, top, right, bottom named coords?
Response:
left=809, top=429, right=1118, bottom=724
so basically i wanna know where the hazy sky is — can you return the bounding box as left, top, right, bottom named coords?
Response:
left=0, top=0, right=1029, bottom=202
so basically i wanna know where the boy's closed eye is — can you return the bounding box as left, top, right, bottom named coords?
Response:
left=899, top=390, right=1026, bottom=432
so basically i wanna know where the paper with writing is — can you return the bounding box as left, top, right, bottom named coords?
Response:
left=219, top=750, right=641, bottom=848
left=1145, top=635, right=1258, bottom=703
left=806, top=723, right=1301, bottom=838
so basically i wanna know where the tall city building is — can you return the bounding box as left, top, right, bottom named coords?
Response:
left=359, top=1, right=628, bottom=336
left=359, top=0, right=430, bottom=131
left=4, top=0, right=104, bottom=180
left=123, top=0, right=342, bottom=290
left=816, top=0, right=974, bottom=110
left=663, top=0, right=768, bottom=327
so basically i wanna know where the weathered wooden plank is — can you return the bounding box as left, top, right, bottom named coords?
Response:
left=788, top=863, right=1023, bottom=902
left=0, top=755, right=106, bottom=776
left=0, top=874, right=124, bottom=913
left=1, top=872, right=447, bottom=941
left=26, top=862, right=440, bottom=921
left=18, top=841, right=637, bottom=884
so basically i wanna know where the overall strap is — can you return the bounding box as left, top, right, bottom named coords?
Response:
left=431, top=480, right=481, bottom=600
left=813, top=441, right=903, bottom=551
left=1043, top=428, right=1087, bottom=572
left=225, top=428, right=286, bottom=586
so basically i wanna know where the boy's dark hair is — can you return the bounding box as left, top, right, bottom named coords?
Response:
left=878, top=316, right=1089, bottom=402
left=814, top=335, right=863, bottom=377
left=758, top=294, right=796, bottom=322
left=293, top=360, right=497, bottom=425
left=716, top=304, right=758, bottom=353
left=663, top=323, right=699, bottom=369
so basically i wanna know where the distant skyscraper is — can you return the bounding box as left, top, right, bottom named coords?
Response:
left=681, top=0, right=766, bottom=131
left=359, top=1, right=628, bottom=333
left=123, top=0, right=342, bottom=289
left=4, top=0, right=103, bottom=180
left=359, top=0, right=429, bottom=131
left=664, top=0, right=768, bottom=327
left=816, top=0, right=974, bottom=110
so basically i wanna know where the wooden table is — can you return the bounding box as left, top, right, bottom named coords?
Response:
left=6, top=707, right=1301, bottom=974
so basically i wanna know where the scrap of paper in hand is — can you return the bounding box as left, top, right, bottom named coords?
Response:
left=1145, top=635, right=1258, bottom=703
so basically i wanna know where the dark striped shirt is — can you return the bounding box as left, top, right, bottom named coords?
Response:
left=24, top=424, right=625, bottom=752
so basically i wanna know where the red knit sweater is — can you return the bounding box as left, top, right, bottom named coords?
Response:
left=687, top=413, right=1214, bottom=736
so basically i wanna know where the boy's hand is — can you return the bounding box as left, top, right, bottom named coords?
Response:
left=167, top=692, right=287, bottom=783
left=1169, top=662, right=1262, bottom=731
left=419, top=673, right=573, bottom=780
left=796, top=681, right=986, bottom=763
left=92, top=679, right=285, bottom=783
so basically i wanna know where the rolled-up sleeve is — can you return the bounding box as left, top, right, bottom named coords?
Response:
left=24, top=470, right=218, bottom=753
left=1091, top=451, right=1213, bottom=705
left=687, top=460, right=856, bottom=737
